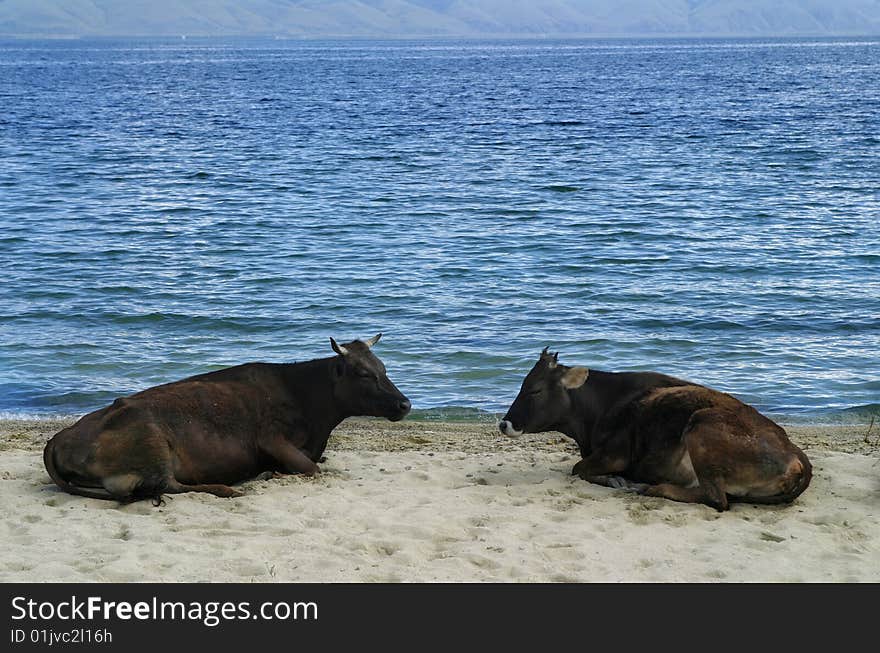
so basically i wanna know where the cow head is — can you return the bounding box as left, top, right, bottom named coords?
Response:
left=330, top=333, right=411, bottom=421
left=499, top=348, right=589, bottom=436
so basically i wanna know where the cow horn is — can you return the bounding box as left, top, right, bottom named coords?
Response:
left=541, top=346, right=550, bottom=356
left=364, top=333, right=382, bottom=348
left=330, top=337, right=349, bottom=356
left=548, top=352, right=558, bottom=369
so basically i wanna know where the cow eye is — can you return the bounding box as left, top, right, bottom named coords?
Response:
left=526, top=388, right=543, bottom=396
left=356, top=369, right=373, bottom=378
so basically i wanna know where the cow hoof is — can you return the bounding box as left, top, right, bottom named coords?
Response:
left=319, top=457, right=327, bottom=463
left=571, top=461, right=585, bottom=476
left=607, top=476, right=628, bottom=489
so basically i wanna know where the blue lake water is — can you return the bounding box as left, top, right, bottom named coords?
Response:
left=1, top=36, right=878, bottom=422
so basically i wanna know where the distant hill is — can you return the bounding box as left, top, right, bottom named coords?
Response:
left=2, top=0, right=880, bottom=38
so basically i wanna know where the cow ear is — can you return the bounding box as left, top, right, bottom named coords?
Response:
left=330, top=337, right=349, bottom=356
left=561, top=366, right=589, bottom=389
left=364, top=333, right=382, bottom=348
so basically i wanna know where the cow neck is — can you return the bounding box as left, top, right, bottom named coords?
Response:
left=279, top=357, right=346, bottom=432
left=558, top=370, right=611, bottom=445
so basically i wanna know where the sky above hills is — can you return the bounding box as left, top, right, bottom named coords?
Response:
left=2, top=1, right=880, bottom=38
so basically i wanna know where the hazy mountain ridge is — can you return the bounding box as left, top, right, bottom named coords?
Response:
left=1, top=0, right=880, bottom=37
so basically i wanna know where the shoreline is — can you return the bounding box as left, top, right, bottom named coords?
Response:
left=2, top=418, right=878, bottom=582
left=2, top=404, right=878, bottom=422
left=2, top=417, right=879, bottom=456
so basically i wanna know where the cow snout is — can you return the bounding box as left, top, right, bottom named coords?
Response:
left=388, top=397, right=411, bottom=421
left=499, top=420, right=523, bottom=437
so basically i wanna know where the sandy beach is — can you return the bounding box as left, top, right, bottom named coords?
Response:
left=1, top=418, right=878, bottom=582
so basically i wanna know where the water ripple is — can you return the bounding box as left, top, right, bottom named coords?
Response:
left=1, top=36, right=879, bottom=419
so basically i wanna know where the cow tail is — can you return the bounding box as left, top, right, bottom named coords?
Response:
left=43, top=438, right=116, bottom=501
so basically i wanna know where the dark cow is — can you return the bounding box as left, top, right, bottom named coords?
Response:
left=499, top=348, right=811, bottom=511
left=43, top=334, right=410, bottom=502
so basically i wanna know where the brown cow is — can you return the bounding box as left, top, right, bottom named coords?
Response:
left=499, top=348, right=811, bottom=511
left=43, top=334, right=410, bottom=502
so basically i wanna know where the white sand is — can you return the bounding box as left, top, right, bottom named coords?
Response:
left=1, top=419, right=878, bottom=582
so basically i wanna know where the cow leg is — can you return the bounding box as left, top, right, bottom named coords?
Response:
left=583, top=474, right=649, bottom=492
left=261, top=437, right=319, bottom=476
left=571, top=451, right=634, bottom=488
left=102, top=474, right=145, bottom=501
left=313, top=438, right=330, bottom=464
left=642, top=481, right=728, bottom=511
left=97, top=432, right=243, bottom=500
left=104, top=473, right=242, bottom=500
left=92, top=430, right=176, bottom=503
left=639, top=413, right=734, bottom=511
left=164, top=480, right=242, bottom=498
